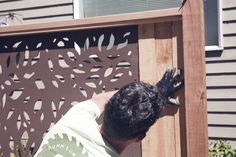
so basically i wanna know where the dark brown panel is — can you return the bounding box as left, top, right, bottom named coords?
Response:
left=0, top=25, right=139, bottom=157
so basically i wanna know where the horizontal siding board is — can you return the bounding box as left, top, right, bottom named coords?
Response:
left=208, top=114, right=236, bottom=125
left=23, top=15, right=73, bottom=24
left=206, top=75, right=236, bottom=86
left=206, top=49, right=236, bottom=61
left=207, top=88, right=236, bottom=99
left=222, top=0, right=236, bottom=9
left=21, top=5, right=73, bottom=19
left=224, top=36, right=236, bottom=47
left=206, top=62, right=236, bottom=73
left=0, top=0, right=73, bottom=25
left=223, top=23, right=236, bottom=34
left=0, top=0, right=73, bottom=11
left=223, top=10, right=236, bottom=21
left=208, top=126, right=236, bottom=138
left=1, top=5, right=73, bottom=19
left=207, top=0, right=236, bottom=146
left=207, top=101, right=236, bottom=112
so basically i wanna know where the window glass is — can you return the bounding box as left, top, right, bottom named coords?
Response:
left=204, top=0, right=219, bottom=47
left=76, top=0, right=221, bottom=49
left=81, top=0, right=181, bottom=17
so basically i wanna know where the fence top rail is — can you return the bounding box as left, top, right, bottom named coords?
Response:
left=0, top=8, right=181, bottom=37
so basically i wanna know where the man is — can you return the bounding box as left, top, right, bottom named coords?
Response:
left=34, top=68, right=183, bottom=157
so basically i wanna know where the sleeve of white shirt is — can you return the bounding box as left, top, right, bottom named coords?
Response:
left=59, top=100, right=101, bottom=123
left=33, top=100, right=102, bottom=157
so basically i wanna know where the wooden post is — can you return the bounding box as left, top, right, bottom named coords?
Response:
left=181, top=0, right=209, bottom=157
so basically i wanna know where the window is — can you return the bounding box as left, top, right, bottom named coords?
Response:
left=74, top=0, right=222, bottom=51
left=74, top=0, right=181, bottom=18
left=204, top=0, right=223, bottom=51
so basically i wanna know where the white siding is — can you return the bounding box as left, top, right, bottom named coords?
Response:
left=0, top=0, right=73, bottom=25
left=206, top=0, right=236, bottom=148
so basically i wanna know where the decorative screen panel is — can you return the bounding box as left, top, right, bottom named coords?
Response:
left=0, top=25, right=139, bottom=157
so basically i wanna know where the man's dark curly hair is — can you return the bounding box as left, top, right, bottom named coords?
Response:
left=103, top=81, right=165, bottom=140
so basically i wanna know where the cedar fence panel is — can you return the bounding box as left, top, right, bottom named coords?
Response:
left=0, top=1, right=208, bottom=157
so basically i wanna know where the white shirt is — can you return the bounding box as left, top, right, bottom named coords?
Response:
left=34, top=100, right=119, bottom=157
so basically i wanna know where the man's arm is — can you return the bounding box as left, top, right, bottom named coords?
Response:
left=91, top=68, right=183, bottom=114
left=91, top=91, right=117, bottom=114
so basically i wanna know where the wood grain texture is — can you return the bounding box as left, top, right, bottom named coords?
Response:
left=153, top=21, right=180, bottom=157
left=0, top=8, right=181, bottom=37
left=0, top=3, right=209, bottom=156
left=182, top=0, right=209, bottom=156
left=139, top=23, right=159, bottom=157
left=139, top=21, right=184, bottom=157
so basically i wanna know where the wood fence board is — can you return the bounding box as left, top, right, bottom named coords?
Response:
left=172, top=20, right=183, bottom=157
left=139, top=23, right=159, bottom=157
left=154, top=22, right=178, bottom=157
left=140, top=20, right=183, bottom=157
left=0, top=8, right=181, bottom=37
left=0, top=4, right=208, bottom=156
left=182, top=0, right=209, bottom=156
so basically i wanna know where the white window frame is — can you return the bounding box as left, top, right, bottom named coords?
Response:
left=205, top=0, right=223, bottom=51
left=73, top=0, right=223, bottom=51
left=73, top=0, right=84, bottom=19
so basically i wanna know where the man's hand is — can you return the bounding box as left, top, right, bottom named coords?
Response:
left=155, top=68, right=184, bottom=105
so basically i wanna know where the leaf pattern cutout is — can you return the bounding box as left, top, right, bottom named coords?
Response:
left=0, top=25, right=138, bottom=157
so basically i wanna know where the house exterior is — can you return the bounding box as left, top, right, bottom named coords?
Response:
left=0, top=0, right=235, bottom=148
left=206, top=0, right=236, bottom=148
left=0, top=0, right=73, bottom=26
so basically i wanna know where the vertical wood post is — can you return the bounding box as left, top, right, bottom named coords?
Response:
left=182, top=0, right=209, bottom=156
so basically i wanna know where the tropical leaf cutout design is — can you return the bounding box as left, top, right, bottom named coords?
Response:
left=0, top=25, right=138, bottom=157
